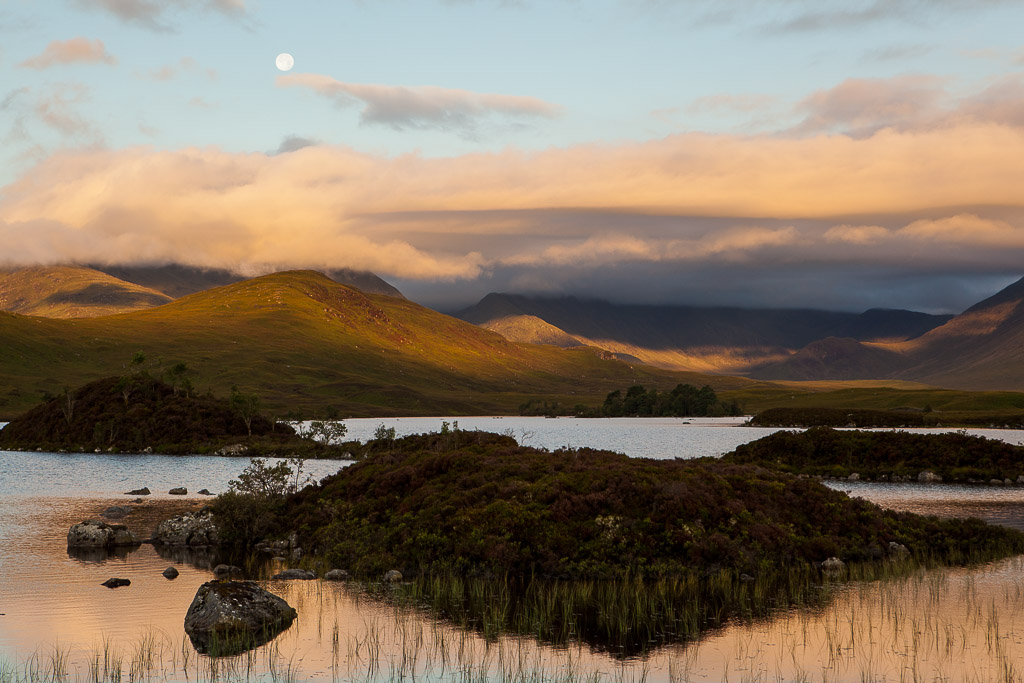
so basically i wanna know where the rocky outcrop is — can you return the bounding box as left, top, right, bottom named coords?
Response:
left=68, top=520, right=140, bottom=548
left=272, top=568, right=316, bottom=580
left=213, top=564, right=242, bottom=578
left=151, top=509, right=219, bottom=546
left=821, top=557, right=845, bottom=573
left=184, top=581, right=297, bottom=655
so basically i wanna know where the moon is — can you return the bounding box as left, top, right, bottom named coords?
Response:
left=275, top=53, right=294, bottom=72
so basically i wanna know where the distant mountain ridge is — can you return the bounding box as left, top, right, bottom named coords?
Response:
left=747, top=275, right=1024, bottom=390
left=0, top=266, right=173, bottom=318
left=0, top=264, right=404, bottom=318
left=0, top=270, right=741, bottom=417
left=456, top=293, right=952, bottom=373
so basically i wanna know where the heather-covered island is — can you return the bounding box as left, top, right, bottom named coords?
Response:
left=196, top=427, right=1024, bottom=653
left=0, top=374, right=349, bottom=457
left=723, top=427, right=1024, bottom=484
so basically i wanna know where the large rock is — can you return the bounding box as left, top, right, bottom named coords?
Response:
left=917, top=471, right=943, bottom=483
left=184, top=581, right=297, bottom=655
left=216, top=444, right=249, bottom=456
left=152, top=509, right=220, bottom=546
left=68, top=520, right=140, bottom=548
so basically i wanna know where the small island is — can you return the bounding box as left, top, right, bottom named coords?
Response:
left=0, top=373, right=349, bottom=457
left=722, top=427, right=1024, bottom=484
left=197, top=427, right=1024, bottom=651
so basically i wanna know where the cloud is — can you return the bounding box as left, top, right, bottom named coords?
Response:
left=824, top=224, right=890, bottom=245
left=73, top=0, right=247, bottom=30
left=3, top=120, right=1024, bottom=296
left=18, top=38, right=117, bottom=69
left=137, top=56, right=216, bottom=82
left=898, top=214, right=1024, bottom=247
left=277, top=73, right=561, bottom=136
left=792, top=76, right=947, bottom=136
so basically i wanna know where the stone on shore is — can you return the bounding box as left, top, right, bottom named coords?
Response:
left=151, top=509, right=219, bottom=546
left=68, top=520, right=140, bottom=548
left=184, top=580, right=296, bottom=655
left=272, top=568, right=317, bottom=580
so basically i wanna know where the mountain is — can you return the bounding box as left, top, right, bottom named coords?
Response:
left=893, top=276, right=1024, bottom=390
left=748, top=276, right=1024, bottom=390
left=455, top=294, right=951, bottom=374
left=95, top=264, right=404, bottom=299
left=0, top=270, right=753, bottom=417
left=0, top=266, right=172, bottom=318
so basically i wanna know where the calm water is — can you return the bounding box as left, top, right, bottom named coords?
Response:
left=3, top=419, right=1024, bottom=681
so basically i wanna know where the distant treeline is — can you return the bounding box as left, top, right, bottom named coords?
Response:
left=751, top=407, right=1024, bottom=429
left=519, top=384, right=742, bottom=418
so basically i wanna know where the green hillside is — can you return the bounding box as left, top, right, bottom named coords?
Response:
left=0, top=271, right=755, bottom=418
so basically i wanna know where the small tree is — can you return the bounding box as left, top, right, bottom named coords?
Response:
left=228, top=458, right=291, bottom=499
left=304, top=420, right=348, bottom=445
left=230, top=387, right=262, bottom=436
left=59, top=387, right=76, bottom=428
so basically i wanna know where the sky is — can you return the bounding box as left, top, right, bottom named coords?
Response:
left=3, top=0, right=1024, bottom=313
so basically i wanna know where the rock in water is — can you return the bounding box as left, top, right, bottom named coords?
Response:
left=213, top=564, right=242, bottom=578
left=324, top=569, right=350, bottom=581
left=151, top=510, right=219, bottom=546
left=102, top=578, right=131, bottom=588
left=126, top=487, right=151, bottom=495
left=168, top=487, right=188, bottom=495
left=184, top=581, right=297, bottom=655
left=68, top=520, right=140, bottom=548
left=272, top=568, right=317, bottom=580
left=163, top=566, right=180, bottom=580
left=101, top=506, right=129, bottom=519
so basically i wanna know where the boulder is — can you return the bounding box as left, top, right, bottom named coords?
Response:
left=198, top=489, right=214, bottom=496
left=272, top=568, right=317, bottom=580
left=126, top=487, right=151, bottom=496
left=169, top=487, right=188, bottom=495
left=990, top=479, right=1005, bottom=486
left=184, top=581, right=297, bottom=656
left=821, top=557, right=845, bottom=573
left=847, top=473, right=860, bottom=481
left=216, top=444, right=249, bottom=456
left=383, top=569, right=403, bottom=583
left=888, top=542, right=910, bottom=558
left=151, top=510, right=220, bottom=546
left=101, top=578, right=131, bottom=588
left=101, top=506, right=130, bottom=519
left=917, top=471, right=942, bottom=484
left=68, top=520, right=140, bottom=548
left=213, top=564, right=242, bottom=578
left=324, top=569, right=350, bottom=581
left=163, top=566, right=180, bottom=580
